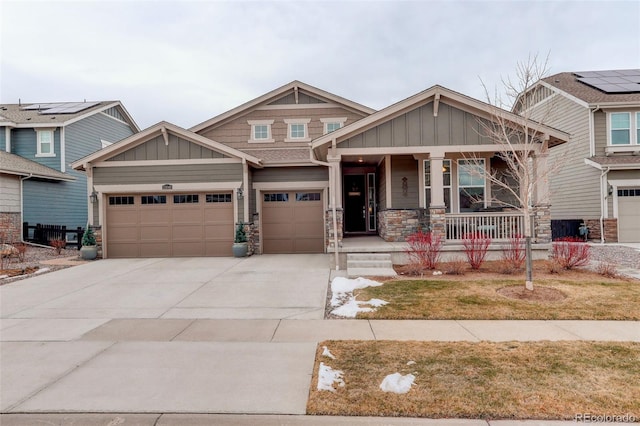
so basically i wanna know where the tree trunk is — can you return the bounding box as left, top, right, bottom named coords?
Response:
left=525, top=236, right=533, bottom=291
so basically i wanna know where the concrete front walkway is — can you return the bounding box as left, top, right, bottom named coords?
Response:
left=1, top=255, right=638, bottom=424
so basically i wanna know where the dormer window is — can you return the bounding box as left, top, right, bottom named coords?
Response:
left=284, top=118, right=311, bottom=142
left=248, top=120, right=274, bottom=143
left=36, top=128, right=56, bottom=157
left=321, top=117, right=347, bottom=134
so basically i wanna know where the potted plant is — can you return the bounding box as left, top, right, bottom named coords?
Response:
left=80, top=227, right=98, bottom=260
left=232, top=222, right=248, bottom=257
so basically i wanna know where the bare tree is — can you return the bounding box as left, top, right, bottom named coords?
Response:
left=474, top=53, right=564, bottom=291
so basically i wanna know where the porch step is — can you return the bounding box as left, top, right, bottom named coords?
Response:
left=347, top=253, right=397, bottom=278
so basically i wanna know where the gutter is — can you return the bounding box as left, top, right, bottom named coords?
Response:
left=309, top=144, right=340, bottom=271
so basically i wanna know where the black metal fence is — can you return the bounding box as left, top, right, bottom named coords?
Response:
left=551, top=219, right=585, bottom=241
left=23, top=222, right=83, bottom=250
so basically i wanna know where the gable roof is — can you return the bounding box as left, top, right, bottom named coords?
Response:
left=0, top=151, right=74, bottom=181
left=189, top=80, right=375, bottom=133
left=72, top=121, right=262, bottom=171
left=0, top=101, right=139, bottom=130
left=311, top=85, right=569, bottom=151
left=542, top=70, right=640, bottom=105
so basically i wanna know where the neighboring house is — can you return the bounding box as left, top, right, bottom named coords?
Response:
left=0, top=151, right=73, bottom=242
left=519, top=70, right=640, bottom=243
left=72, top=81, right=568, bottom=259
left=0, top=101, right=138, bottom=236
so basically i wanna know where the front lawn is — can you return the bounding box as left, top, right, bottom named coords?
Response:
left=307, top=340, right=640, bottom=420
left=352, top=266, right=640, bottom=320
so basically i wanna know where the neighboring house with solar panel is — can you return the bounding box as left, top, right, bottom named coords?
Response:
left=0, top=101, right=138, bottom=242
left=517, top=69, right=640, bottom=243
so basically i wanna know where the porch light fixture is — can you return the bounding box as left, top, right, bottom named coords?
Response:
left=237, top=188, right=244, bottom=199
left=357, top=157, right=364, bottom=163
left=89, top=191, right=98, bottom=204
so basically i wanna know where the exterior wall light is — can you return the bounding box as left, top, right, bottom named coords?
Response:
left=89, top=191, right=98, bottom=204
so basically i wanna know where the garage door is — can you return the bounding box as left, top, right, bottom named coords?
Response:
left=106, top=193, right=234, bottom=258
left=261, top=191, right=324, bottom=254
left=618, top=188, right=640, bottom=243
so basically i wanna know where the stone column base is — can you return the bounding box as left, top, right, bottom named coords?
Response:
left=325, top=208, right=343, bottom=249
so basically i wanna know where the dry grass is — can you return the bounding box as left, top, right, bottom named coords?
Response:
left=307, top=340, right=640, bottom=420
left=354, top=262, right=640, bottom=320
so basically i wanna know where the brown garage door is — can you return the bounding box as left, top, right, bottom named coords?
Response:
left=618, top=188, right=640, bottom=243
left=106, top=193, right=234, bottom=258
left=261, top=191, right=324, bottom=254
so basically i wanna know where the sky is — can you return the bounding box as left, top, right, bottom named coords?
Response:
left=1, top=0, right=639, bottom=130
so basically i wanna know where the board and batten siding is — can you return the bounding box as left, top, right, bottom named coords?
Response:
left=0, top=174, right=21, bottom=213
left=339, top=102, right=492, bottom=149
left=268, top=92, right=326, bottom=105
left=378, top=158, right=387, bottom=209
left=108, top=134, right=227, bottom=161
left=529, top=94, right=599, bottom=220
left=251, top=166, right=328, bottom=183
left=199, top=106, right=366, bottom=151
left=390, top=155, right=419, bottom=209
left=94, top=163, right=243, bottom=185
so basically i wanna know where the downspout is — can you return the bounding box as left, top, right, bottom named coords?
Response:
left=599, top=167, right=610, bottom=244
left=309, top=143, right=340, bottom=271
left=19, top=174, right=33, bottom=242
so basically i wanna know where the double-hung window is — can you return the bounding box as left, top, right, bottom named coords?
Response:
left=424, top=159, right=451, bottom=212
left=284, top=119, right=311, bottom=142
left=248, top=120, right=274, bottom=143
left=458, top=159, right=486, bottom=212
left=609, top=112, right=640, bottom=148
left=36, top=129, right=55, bottom=157
left=320, top=117, right=347, bottom=134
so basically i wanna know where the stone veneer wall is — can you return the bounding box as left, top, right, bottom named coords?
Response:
left=584, top=218, right=618, bottom=243
left=533, top=205, right=552, bottom=244
left=0, top=212, right=21, bottom=243
left=325, top=208, right=343, bottom=249
left=90, top=225, right=103, bottom=258
left=242, top=214, right=260, bottom=255
left=428, top=207, right=446, bottom=241
left=378, top=209, right=429, bottom=242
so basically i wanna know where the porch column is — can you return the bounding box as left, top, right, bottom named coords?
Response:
left=532, top=151, right=551, bottom=243
left=429, top=156, right=446, bottom=239
left=327, top=154, right=342, bottom=208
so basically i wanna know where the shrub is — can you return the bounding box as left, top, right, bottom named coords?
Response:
left=405, top=230, right=443, bottom=272
left=50, top=239, right=66, bottom=255
left=82, top=228, right=96, bottom=246
left=500, top=234, right=526, bottom=271
left=14, top=242, right=28, bottom=262
left=234, top=222, right=247, bottom=243
left=552, top=237, right=590, bottom=270
left=595, top=261, right=618, bottom=278
left=443, top=257, right=466, bottom=275
left=462, top=232, right=492, bottom=270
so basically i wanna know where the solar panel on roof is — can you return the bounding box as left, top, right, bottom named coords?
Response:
left=575, top=69, right=640, bottom=93
left=37, top=101, right=101, bottom=114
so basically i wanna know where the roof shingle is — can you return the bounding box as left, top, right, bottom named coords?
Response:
left=543, top=71, right=640, bottom=104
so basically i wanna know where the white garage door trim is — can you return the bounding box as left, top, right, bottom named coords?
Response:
left=616, top=187, right=640, bottom=243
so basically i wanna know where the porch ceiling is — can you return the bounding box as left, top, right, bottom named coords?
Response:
left=341, top=154, right=384, bottom=165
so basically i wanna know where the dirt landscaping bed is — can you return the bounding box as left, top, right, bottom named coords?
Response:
left=307, top=340, right=640, bottom=420
left=0, top=244, right=81, bottom=285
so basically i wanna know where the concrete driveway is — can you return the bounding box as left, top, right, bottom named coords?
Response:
left=1, top=254, right=329, bottom=414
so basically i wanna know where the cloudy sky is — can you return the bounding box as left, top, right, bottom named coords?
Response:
left=1, top=1, right=638, bottom=130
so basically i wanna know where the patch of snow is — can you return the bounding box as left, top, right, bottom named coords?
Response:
left=379, top=373, right=415, bottom=394
left=432, top=270, right=443, bottom=275
left=406, top=360, right=416, bottom=366
left=322, top=346, right=336, bottom=359
left=317, top=362, right=345, bottom=392
left=330, top=277, right=388, bottom=318
left=35, top=268, right=50, bottom=275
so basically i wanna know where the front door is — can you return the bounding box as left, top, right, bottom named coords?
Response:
left=343, top=169, right=377, bottom=234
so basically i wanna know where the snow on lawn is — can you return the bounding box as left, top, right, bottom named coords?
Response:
left=379, top=373, right=415, bottom=394
left=317, top=362, right=345, bottom=392
left=330, top=277, right=388, bottom=318
left=322, top=346, right=336, bottom=359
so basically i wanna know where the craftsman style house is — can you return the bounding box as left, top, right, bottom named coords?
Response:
left=72, top=82, right=568, bottom=259
left=0, top=101, right=138, bottom=241
left=519, top=70, right=640, bottom=243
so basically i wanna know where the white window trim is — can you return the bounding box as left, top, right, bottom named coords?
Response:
left=607, top=112, right=638, bottom=152
left=284, top=118, right=311, bottom=142
left=35, top=128, right=56, bottom=157
left=248, top=119, right=274, bottom=143
left=320, top=117, right=347, bottom=134
left=457, top=158, right=487, bottom=211
left=423, top=159, right=452, bottom=212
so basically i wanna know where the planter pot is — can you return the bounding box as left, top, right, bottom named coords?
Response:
left=80, top=245, right=98, bottom=260
left=232, top=242, right=248, bottom=258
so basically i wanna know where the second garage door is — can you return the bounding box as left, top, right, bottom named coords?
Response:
left=261, top=191, right=324, bottom=253
left=618, top=188, right=640, bottom=243
left=106, top=192, right=234, bottom=258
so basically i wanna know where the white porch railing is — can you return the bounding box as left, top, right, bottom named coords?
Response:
left=445, top=212, right=525, bottom=241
